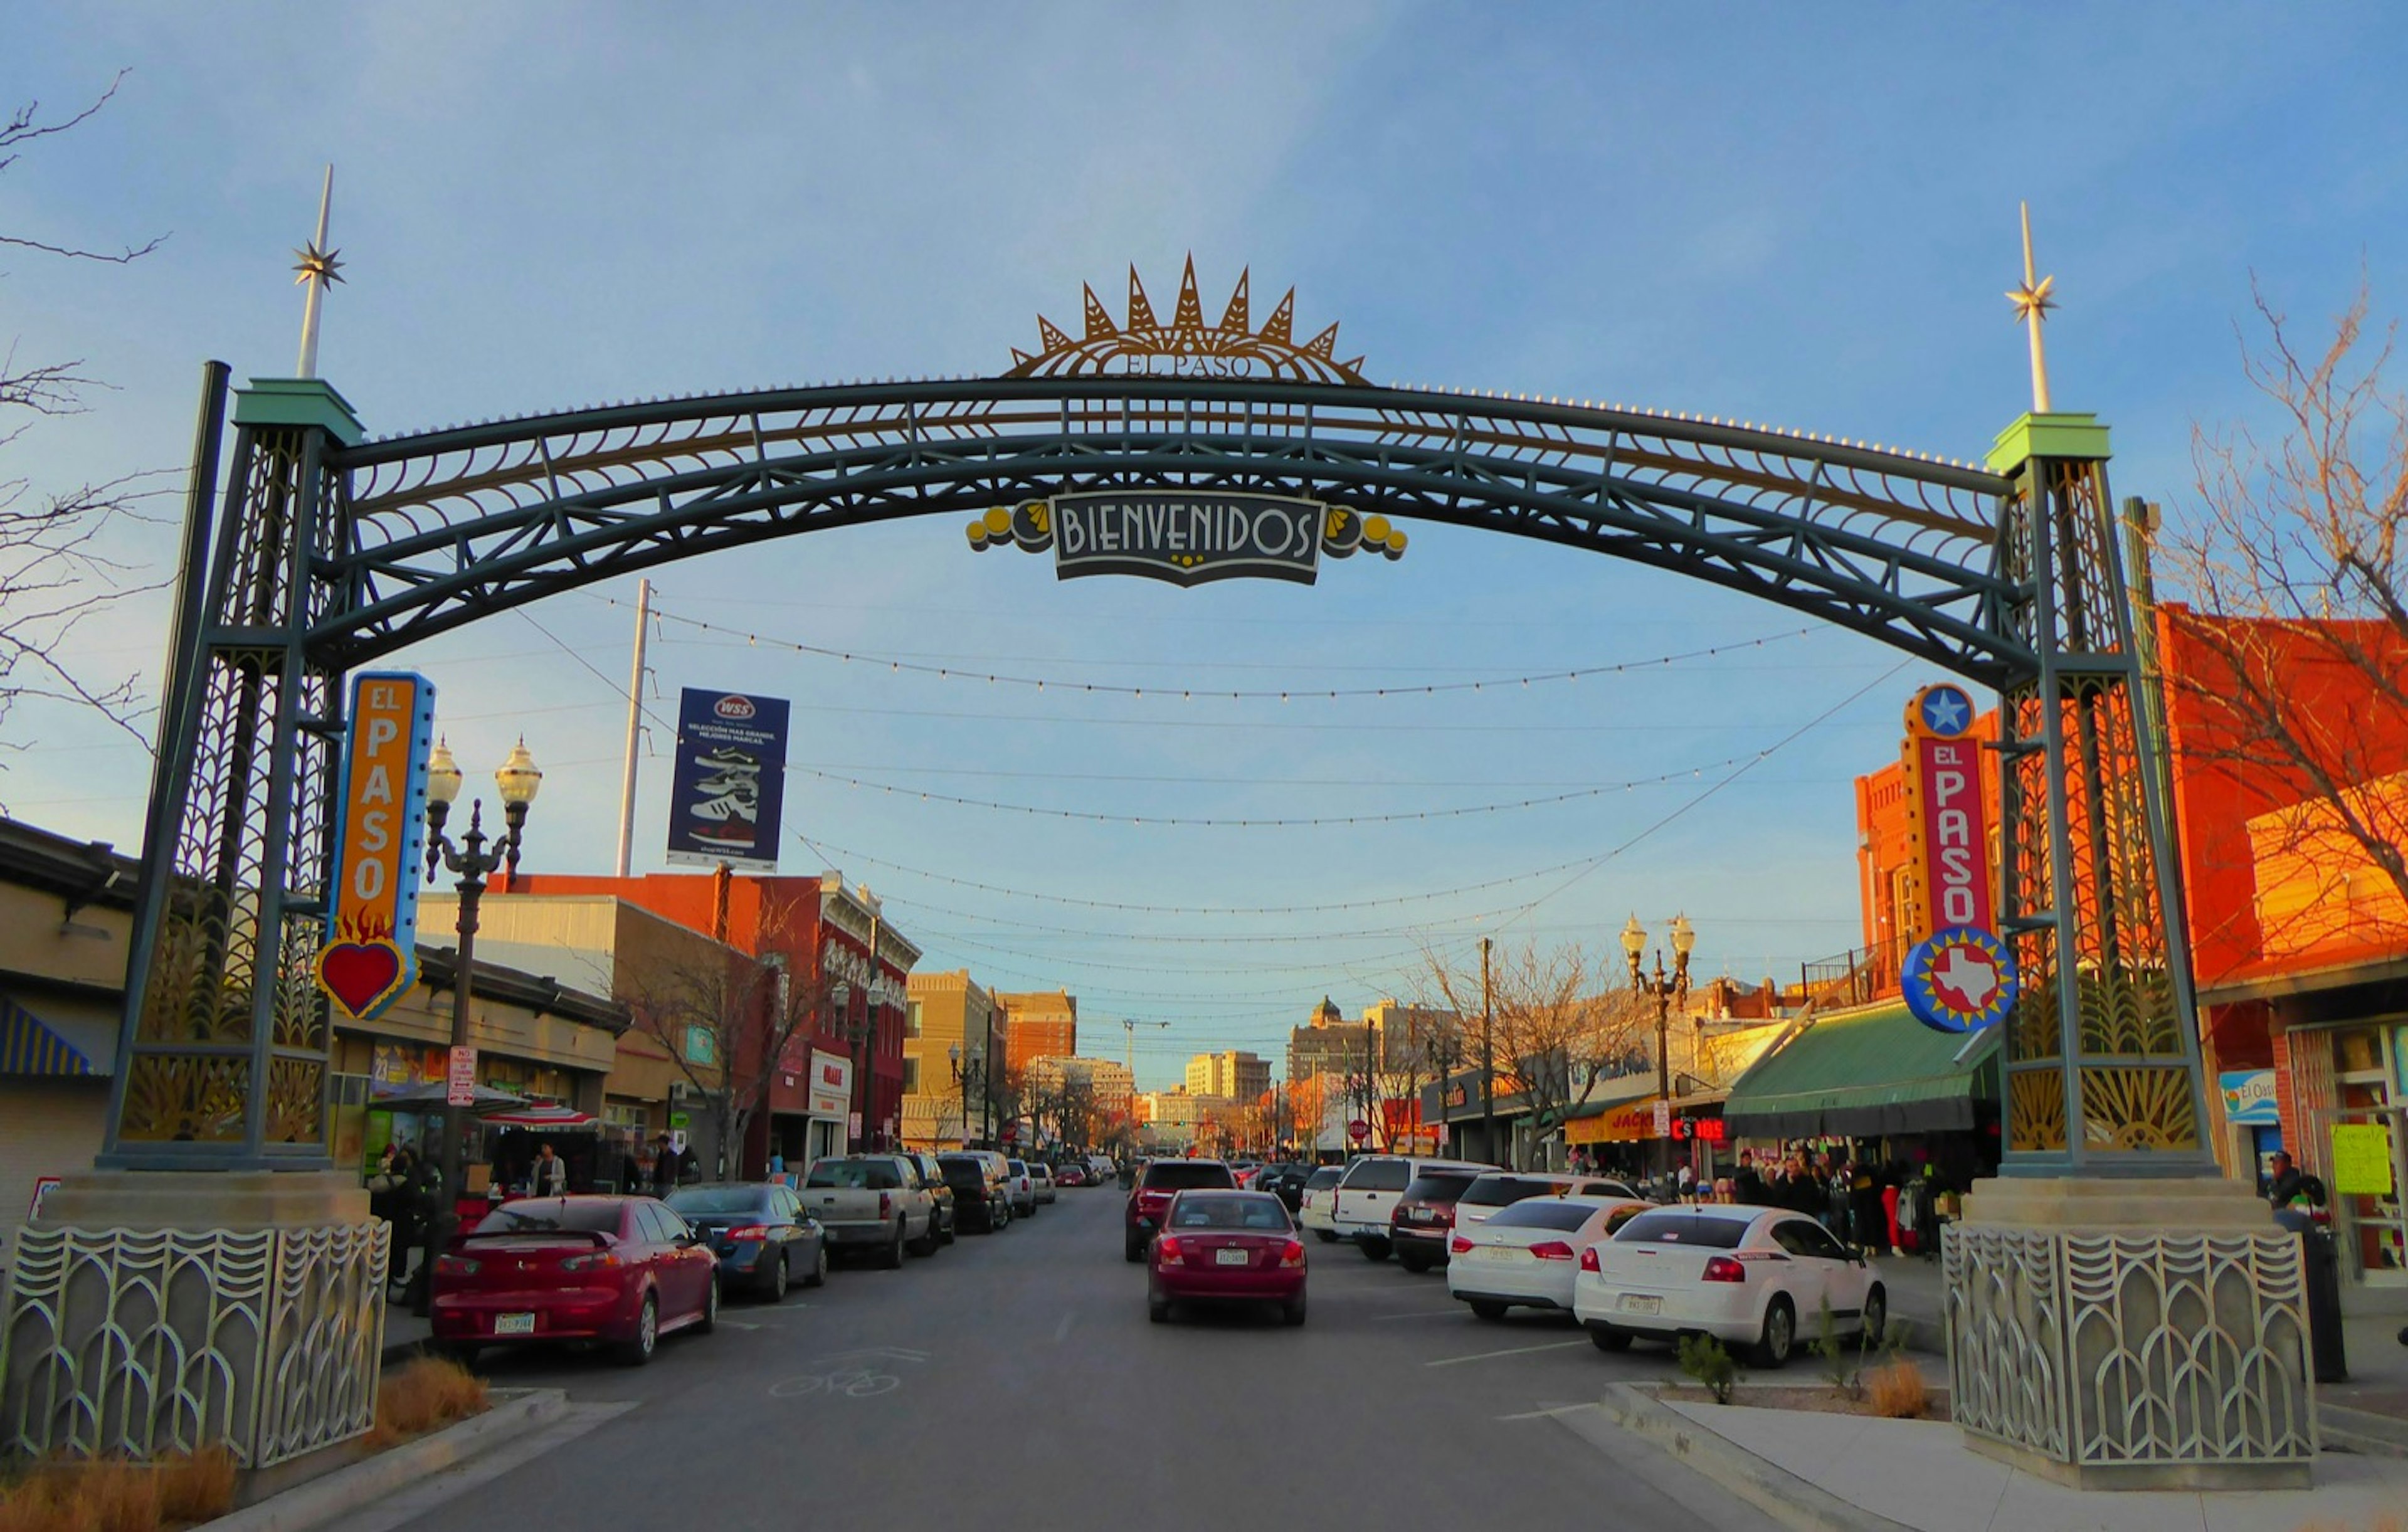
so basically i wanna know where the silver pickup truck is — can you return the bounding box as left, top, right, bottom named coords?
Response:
left=801, top=1154, right=942, bottom=1268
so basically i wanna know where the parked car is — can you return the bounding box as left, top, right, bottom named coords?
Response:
left=1386, top=1169, right=1485, bottom=1273
left=1031, top=1163, right=1058, bottom=1205
left=1058, top=1163, right=1088, bottom=1188
left=1297, top=1166, right=1346, bottom=1241
left=1146, top=1190, right=1308, bottom=1326
left=1447, top=1194, right=1647, bottom=1319
left=936, top=1152, right=1011, bottom=1233
left=1572, top=1204, right=1886, bottom=1366
left=1125, top=1158, right=1238, bottom=1260
left=1005, top=1158, right=1038, bottom=1217
left=1090, top=1154, right=1117, bottom=1185
left=430, top=1194, right=716, bottom=1367
left=665, top=1181, right=828, bottom=1301
left=801, top=1154, right=943, bottom=1267
left=1454, top=1171, right=1640, bottom=1233
left=1331, top=1155, right=1497, bottom=1260
left=1255, top=1162, right=1314, bottom=1212
left=899, top=1150, right=958, bottom=1244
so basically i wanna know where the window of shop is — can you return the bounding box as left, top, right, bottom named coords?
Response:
left=2329, top=1021, right=2408, bottom=1283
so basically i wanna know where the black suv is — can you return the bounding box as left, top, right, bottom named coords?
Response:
left=937, top=1153, right=1009, bottom=1233
left=1388, top=1170, right=1484, bottom=1273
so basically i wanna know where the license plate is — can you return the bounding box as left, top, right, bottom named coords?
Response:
left=1215, top=1248, right=1250, bottom=1267
left=493, top=1313, right=536, bottom=1335
left=1410, top=1208, right=1434, bottom=1222
left=1477, top=1245, right=1516, bottom=1261
left=1619, top=1294, right=1662, bottom=1315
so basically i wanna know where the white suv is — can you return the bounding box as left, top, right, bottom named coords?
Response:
left=1454, top=1171, right=1641, bottom=1233
left=1332, top=1154, right=1499, bottom=1259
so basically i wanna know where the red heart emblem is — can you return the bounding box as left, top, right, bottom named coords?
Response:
left=319, top=939, right=405, bottom=1020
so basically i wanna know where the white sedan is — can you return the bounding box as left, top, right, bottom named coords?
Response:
left=1572, top=1204, right=1885, bottom=1367
left=1447, top=1195, right=1647, bottom=1319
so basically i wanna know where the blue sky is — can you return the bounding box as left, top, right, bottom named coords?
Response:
left=6, top=4, right=2403, bottom=1087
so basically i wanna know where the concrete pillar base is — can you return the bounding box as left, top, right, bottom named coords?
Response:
left=3, top=1170, right=388, bottom=1469
left=1945, top=1175, right=2316, bottom=1490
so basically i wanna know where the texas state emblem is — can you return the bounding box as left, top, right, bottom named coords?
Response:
left=1901, top=925, right=2020, bottom=1035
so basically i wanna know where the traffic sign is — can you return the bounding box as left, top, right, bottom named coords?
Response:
left=1652, top=1100, right=1671, bottom=1138
left=446, top=1045, right=477, bottom=1107
left=1347, top=1119, right=1370, bottom=1143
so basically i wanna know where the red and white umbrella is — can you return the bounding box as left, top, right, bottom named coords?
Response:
left=480, top=1102, right=599, bottom=1131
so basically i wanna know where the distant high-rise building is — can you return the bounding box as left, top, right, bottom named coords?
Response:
left=1365, top=1000, right=1460, bottom=1072
left=1184, top=1049, right=1271, bottom=1102
left=1287, top=995, right=1378, bottom=1086
left=998, top=990, right=1077, bottom=1070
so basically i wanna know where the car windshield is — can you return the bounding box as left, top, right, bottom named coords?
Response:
left=667, top=1188, right=768, bottom=1216
left=1170, top=1195, right=1291, bottom=1230
left=1460, top=1175, right=1562, bottom=1207
left=936, top=1160, right=984, bottom=1185
left=805, top=1160, right=900, bottom=1190
left=472, top=1200, right=620, bottom=1235
left=1401, top=1172, right=1479, bottom=1203
left=1486, top=1201, right=1597, bottom=1233
left=1008, top=1161, right=1028, bottom=1174
left=1614, top=1210, right=1751, bottom=1249
left=1304, top=1168, right=1344, bottom=1190
left=1144, top=1162, right=1235, bottom=1191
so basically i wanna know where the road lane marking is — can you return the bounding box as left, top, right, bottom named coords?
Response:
left=1498, top=1403, right=1600, bottom=1421
left=1425, top=1339, right=1593, bottom=1367
left=1053, top=1311, right=1076, bottom=1343
left=1373, top=1309, right=1466, bottom=1320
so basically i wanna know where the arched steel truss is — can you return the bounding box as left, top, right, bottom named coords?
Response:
left=321, top=379, right=2026, bottom=684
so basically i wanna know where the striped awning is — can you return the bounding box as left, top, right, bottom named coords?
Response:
left=1, top=996, right=98, bottom=1077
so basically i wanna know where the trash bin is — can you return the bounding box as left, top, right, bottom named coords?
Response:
left=2298, top=1223, right=2348, bottom=1384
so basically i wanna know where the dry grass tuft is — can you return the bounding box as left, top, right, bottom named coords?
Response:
left=366, top=1355, right=488, bottom=1449
left=2294, top=1515, right=2408, bottom=1532
left=150, top=1448, right=235, bottom=1527
left=1864, top=1358, right=1930, bottom=1419
left=0, top=1457, right=162, bottom=1532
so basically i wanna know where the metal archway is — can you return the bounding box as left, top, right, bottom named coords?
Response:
left=103, top=367, right=2213, bottom=1189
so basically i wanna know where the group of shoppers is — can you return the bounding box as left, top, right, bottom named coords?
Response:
left=1727, top=1149, right=1951, bottom=1256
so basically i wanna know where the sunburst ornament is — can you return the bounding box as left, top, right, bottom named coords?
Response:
left=2005, top=201, right=2057, bottom=413
left=291, top=164, right=343, bottom=378
left=292, top=238, right=345, bottom=290
left=1006, top=256, right=1368, bottom=384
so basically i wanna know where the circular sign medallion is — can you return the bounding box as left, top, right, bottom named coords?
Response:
left=1901, top=925, right=2020, bottom=1034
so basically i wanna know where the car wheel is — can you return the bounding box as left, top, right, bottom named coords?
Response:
left=1468, top=1299, right=1508, bottom=1321
left=1282, top=1295, right=1307, bottom=1328
left=912, top=1220, right=942, bottom=1257
left=941, top=1214, right=958, bottom=1245
left=764, top=1252, right=789, bottom=1302
left=615, top=1294, right=659, bottom=1366
left=1148, top=1293, right=1171, bottom=1324
left=806, top=1244, right=828, bottom=1288
left=1755, top=1296, right=1796, bottom=1369
left=1861, top=1285, right=1886, bottom=1346
left=1360, top=1238, right=1391, bottom=1262
left=1589, top=1324, right=1633, bottom=1352
left=1124, top=1237, right=1145, bottom=1264
left=1397, top=1251, right=1432, bottom=1275
left=1314, top=1230, right=1338, bottom=1244
left=882, top=1223, right=906, bottom=1270
left=695, top=1274, right=719, bottom=1334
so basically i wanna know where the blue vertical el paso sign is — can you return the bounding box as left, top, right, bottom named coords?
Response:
left=665, top=687, right=789, bottom=873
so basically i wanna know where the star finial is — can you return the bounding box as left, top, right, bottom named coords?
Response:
left=293, top=164, right=341, bottom=378
left=2005, top=201, right=2056, bottom=413
left=292, top=239, right=345, bottom=290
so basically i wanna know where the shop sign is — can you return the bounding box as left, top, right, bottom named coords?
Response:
left=2219, top=1069, right=2279, bottom=1126
left=809, top=1052, right=852, bottom=1119
left=665, top=687, right=789, bottom=873
left=318, top=672, right=436, bottom=1022
left=1671, top=1116, right=1728, bottom=1144
left=1902, top=683, right=1993, bottom=942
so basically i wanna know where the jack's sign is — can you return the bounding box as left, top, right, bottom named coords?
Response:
left=318, top=672, right=436, bottom=1022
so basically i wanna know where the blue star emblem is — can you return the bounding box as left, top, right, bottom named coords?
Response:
left=1921, top=685, right=1972, bottom=736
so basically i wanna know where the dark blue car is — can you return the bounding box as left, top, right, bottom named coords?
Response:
left=666, top=1182, right=827, bottom=1301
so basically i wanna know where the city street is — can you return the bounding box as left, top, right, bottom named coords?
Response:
left=367, top=1190, right=1782, bottom=1532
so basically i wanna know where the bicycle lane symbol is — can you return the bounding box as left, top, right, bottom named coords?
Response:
left=769, top=1346, right=929, bottom=1400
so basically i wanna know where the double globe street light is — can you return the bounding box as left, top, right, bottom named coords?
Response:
left=1622, top=913, right=1696, bottom=1181
left=411, top=737, right=542, bottom=1314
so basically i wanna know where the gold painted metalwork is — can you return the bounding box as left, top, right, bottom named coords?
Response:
left=117, top=1053, right=250, bottom=1143
left=2080, top=1067, right=2202, bottom=1150
left=2010, top=1067, right=2069, bottom=1153
left=1005, top=256, right=1369, bottom=384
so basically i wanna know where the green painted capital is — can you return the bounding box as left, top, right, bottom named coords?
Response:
left=1987, top=411, right=2110, bottom=475
left=234, top=378, right=366, bottom=446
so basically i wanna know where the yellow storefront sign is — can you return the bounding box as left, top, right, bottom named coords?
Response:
left=2332, top=1123, right=2394, bottom=1198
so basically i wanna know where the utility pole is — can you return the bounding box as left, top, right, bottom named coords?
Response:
left=613, top=577, right=652, bottom=877
left=1120, top=1017, right=1170, bottom=1073
left=1480, top=936, right=1496, bottom=1166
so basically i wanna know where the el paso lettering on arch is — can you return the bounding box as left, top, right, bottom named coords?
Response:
left=1052, top=492, right=1323, bottom=587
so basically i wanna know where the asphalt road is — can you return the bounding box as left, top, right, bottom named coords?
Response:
left=372, top=1188, right=1785, bottom=1532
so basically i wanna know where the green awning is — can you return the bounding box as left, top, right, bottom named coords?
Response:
left=1721, top=1001, right=1999, bottom=1139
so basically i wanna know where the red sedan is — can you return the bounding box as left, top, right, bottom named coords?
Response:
left=1146, top=1190, right=1308, bottom=1326
left=430, top=1195, right=719, bottom=1366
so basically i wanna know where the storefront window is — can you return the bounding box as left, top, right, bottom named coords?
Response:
left=2332, top=1024, right=2406, bottom=1281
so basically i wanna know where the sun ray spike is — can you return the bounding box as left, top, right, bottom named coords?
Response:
left=1125, top=266, right=1158, bottom=330
left=1082, top=284, right=1119, bottom=341
left=1037, top=315, right=1072, bottom=352
left=1218, top=267, right=1250, bottom=331
left=1260, top=288, right=1296, bottom=346
left=1174, top=254, right=1205, bottom=329
left=1302, top=321, right=1341, bottom=361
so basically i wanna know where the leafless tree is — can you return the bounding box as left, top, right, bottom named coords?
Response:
left=2159, top=280, right=2408, bottom=940
left=1, top=72, right=172, bottom=759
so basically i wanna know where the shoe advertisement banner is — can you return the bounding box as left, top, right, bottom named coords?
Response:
left=665, top=687, right=789, bottom=871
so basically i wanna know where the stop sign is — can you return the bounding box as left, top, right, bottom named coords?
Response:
left=1347, top=1119, right=1370, bottom=1143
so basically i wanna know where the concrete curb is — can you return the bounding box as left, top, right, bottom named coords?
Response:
left=2320, top=1401, right=2408, bottom=1459
left=1591, top=1382, right=1916, bottom=1532
left=201, top=1389, right=569, bottom=1532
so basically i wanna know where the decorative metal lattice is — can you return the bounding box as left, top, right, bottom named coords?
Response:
left=1946, top=1223, right=2314, bottom=1467
left=0, top=1222, right=387, bottom=1467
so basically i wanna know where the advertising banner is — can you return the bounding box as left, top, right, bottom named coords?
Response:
left=318, top=672, right=436, bottom=1022
left=665, top=687, right=789, bottom=872
left=2220, top=1069, right=2279, bottom=1126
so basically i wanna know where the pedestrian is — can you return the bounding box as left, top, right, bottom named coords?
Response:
left=1850, top=1160, right=1884, bottom=1256
left=1676, top=1162, right=1695, bottom=1202
left=534, top=1141, right=568, bottom=1197
left=1733, top=1150, right=1765, bottom=1207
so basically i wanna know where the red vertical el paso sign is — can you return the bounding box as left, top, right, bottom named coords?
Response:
left=1901, top=682, right=1993, bottom=942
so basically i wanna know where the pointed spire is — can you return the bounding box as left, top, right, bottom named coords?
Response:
left=292, top=164, right=343, bottom=378
left=1037, top=315, right=1072, bottom=352
left=1081, top=283, right=1118, bottom=341
left=1218, top=267, right=1251, bottom=331
left=1260, top=287, right=1296, bottom=346
left=1126, top=266, right=1158, bottom=330
left=1302, top=320, right=1342, bottom=361
left=1173, top=254, right=1205, bottom=329
left=2006, top=201, right=2059, bottom=414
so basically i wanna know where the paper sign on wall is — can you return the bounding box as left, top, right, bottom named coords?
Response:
left=2333, top=1124, right=2394, bottom=1197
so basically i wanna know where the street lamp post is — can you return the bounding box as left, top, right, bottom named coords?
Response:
left=949, top=1039, right=982, bottom=1150
left=1622, top=913, right=1694, bottom=1188
left=412, top=737, right=541, bottom=1315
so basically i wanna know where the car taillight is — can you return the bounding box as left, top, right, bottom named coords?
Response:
left=1432, top=1207, right=1455, bottom=1227
left=724, top=1225, right=769, bottom=1242
left=561, top=1250, right=622, bottom=1272
left=1450, top=1234, right=1473, bottom=1255
left=1279, top=1240, right=1305, bottom=1269
left=878, top=1192, right=893, bottom=1219
left=1529, top=1240, right=1576, bottom=1262
left=1703, top=1255, right=1748, bottom=1283
left=1580, top=1246, right=1602, bottom=1272
left=1156, top=1237, right=1184, bottom=1266
left=435, top=1254, right=480, bottom=1277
